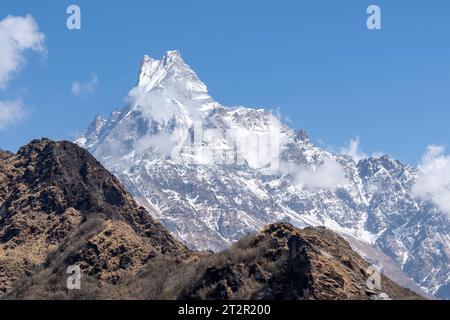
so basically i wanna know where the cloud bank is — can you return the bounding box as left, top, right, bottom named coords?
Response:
left=412, top=145, right=450, bottom=217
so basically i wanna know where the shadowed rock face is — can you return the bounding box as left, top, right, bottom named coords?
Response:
left=0, top=138, right=186, bottom=295
left=0, top=139, right=421, bottom=300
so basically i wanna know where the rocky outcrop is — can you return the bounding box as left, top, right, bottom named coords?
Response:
left=181, top=224, right=421, bottom=300
left=0, top=139, right=186, bottom=296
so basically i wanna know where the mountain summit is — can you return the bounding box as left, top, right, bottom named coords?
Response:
left=77, top=51, right=450, bottom=298
left=136, top=50, right=211, bottom=102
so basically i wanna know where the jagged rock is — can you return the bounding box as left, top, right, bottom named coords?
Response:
left=294, top=129, right=310, bottom=143
left=249, top=264, right=268, bottom=283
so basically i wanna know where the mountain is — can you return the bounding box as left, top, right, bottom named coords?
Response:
left=76, top=50, right=449, bottom=298
left=179, top=223, right=420, bottom=300
left=0, top=138, right=185, bottom=296
left=0, top=139, right=420, bottom=300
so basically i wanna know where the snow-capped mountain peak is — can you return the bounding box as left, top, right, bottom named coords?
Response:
left=77, top=50, right=450, bottom=299
left=162, top=49, right=183, bottom=66
left=75, top=114, right=106, bottom=149
left=136, top=50, right=210, bottom=102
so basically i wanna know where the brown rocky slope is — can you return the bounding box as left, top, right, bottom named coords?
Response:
left=0, top=139, right=421, bottom=299
left=177, top=223, right=420, bottom=300
left=0, top=138, right=186, bottom=297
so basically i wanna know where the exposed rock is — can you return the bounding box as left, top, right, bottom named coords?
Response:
left=0, top=149, right=13, bottom=161
left=0, top=139, right=186, bottom=295
left=180, top=223, right=422, bottom=300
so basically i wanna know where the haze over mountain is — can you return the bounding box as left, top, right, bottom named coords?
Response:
left=77, top=50, right=449, bottom=299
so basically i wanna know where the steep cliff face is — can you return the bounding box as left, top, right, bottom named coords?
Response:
left=0, top=139, right=186, bottom=296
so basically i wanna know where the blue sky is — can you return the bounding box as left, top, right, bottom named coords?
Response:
left=1, top=0, right=450, bottom=165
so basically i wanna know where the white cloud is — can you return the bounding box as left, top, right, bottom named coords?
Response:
left=281, top=158, right=347, bottom=190
left=0, top=15, right=46, bottom=88
left=340, top=137, right=383, bottom=162
left=134, top=133, right=177, bottom=158
left=71, top=74, right=98, bottom=95
left=0, top=100, right=26, bottom=129
left=412, top=145, right=450, bottom=217
left=340, top=137, right=367, bottom=162
left=0, top=15, right=45, bottom=129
